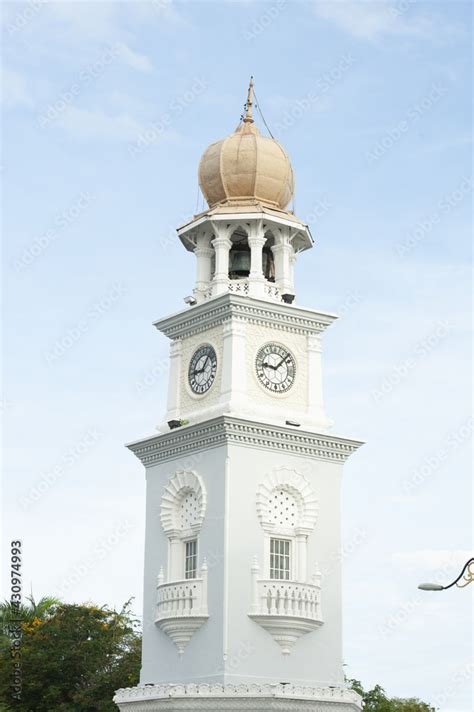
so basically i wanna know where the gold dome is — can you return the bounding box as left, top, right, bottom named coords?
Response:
left=198, top=80, right=295, bottom=211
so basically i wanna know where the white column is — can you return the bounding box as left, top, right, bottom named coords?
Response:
left=271, top=229, right=294, bottom=295
left=219, top=317, right=247, bottom=411
left=169, top=536, right=182, bottom=581
left=201, top=559, right=208, bottom=616
left=248, top=221, right=265, bottom=299
left=295, top=531, right=307, bottom=582
left=211, top=224, right=232, bottom=296
left=263, top=533, right=271, bottom=579
left=307, top=334, right=328, bottom=426
left=271, top=243, right=285, bottom=286
left=194, top=233, right=213, bottom=296
left=250, top=557, right=260, bottom=614
left=289, top=250, right=297, bottom=292
left=166, top=340, right=181, bottom=421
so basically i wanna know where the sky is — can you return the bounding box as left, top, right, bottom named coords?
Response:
left=1, top=0, right=472, bottom=709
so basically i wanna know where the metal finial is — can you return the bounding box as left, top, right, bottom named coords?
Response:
left=243, top=76, right=254, bottom=123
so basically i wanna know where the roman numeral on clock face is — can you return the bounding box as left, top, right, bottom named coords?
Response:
left=188, top=345, right=217, bottom=395
left=255, top=342, right=296, bottom=394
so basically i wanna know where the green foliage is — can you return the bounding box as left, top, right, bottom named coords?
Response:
left=0, top=600, right=141, bottom=712
left=0, top=595, right=59, bottom=634
left=349, top=679, right=436, bottom=712
left=0, top=595, right=435, bottom=712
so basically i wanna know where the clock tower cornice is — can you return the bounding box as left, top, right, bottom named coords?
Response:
left=154, top=293, right=337, bottom=341
left=126, top=415, right=364, bottom=468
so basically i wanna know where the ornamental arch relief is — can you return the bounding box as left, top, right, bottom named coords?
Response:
left=160, top=470, right=207, bottom=537
left=256, top=466, right=318, bottom=535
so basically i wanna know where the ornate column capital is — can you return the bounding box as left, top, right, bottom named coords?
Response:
left=211, top=235, right=232, bottom=250
left=194, top=246, right=214, bottom=258
left=222, top=317, right=246, bottom=338
left=307, top=335, right=322, bottom=353
left=248, top=229, right=266, bottom=298
left=211, top=234, right=232, bottom=295
left=169, top=340, right=182, bottom=356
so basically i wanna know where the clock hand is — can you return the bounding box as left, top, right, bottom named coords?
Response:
left=262, top=360, right=277, bottom=371
left=194, top=356, right=211, bottom=376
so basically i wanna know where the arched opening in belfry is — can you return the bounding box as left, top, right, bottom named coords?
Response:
left=263, top=231, right=276, bottom=282
left=228, top=227, right=250, bottom=279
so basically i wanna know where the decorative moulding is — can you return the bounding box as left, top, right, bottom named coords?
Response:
left=248, top=614, right=322, bottom=656
left=256, top=467, right=318, bottom=534
left=160, top=470, right=207, bottom=535
left=127, top=416, right=364, bottom=468
left=156, top=616, right=208, bottom=656
left=114, top=683, right=362, bottom=712
left=153, top=293, right=337, bottom=341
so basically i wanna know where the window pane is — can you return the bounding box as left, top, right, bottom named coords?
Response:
left=185, top=539, right=197, bottom=579
left=270, top=538, right=290, bottom=580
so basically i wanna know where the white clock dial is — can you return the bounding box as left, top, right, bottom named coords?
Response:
left=255, top=343, right=296, bottom=393
left=188, top=345, right=217, bottom=395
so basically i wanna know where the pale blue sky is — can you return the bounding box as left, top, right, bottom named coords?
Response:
left=2, top=1, right=472, bottom=709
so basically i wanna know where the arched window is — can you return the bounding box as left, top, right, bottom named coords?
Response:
left=160, top=470, right=207, bottom=582
left=256, top=468, right=318, bottom=582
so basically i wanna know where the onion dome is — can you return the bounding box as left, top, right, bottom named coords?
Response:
left=198, top=79, right=294, bottom=211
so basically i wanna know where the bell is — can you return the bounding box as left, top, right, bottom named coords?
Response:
left=263, top=250, right=275, bottom=281
left=229, top=249, right=250, bottom=277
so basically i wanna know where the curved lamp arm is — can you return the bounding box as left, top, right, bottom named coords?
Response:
left=418, top=557, right=474, bottom=591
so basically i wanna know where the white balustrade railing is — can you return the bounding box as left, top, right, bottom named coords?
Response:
left=228, top=278, right=250, bottom=295
left=198, top=278, right=281, bottom=303
left=264, top=283, right=281, bottom=300
left=251, top=579, right=322, bottom=621
left=156, top=567, right=208, bottom=621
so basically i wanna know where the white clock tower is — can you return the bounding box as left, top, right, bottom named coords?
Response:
left=115, top=81, right=363, bottom=712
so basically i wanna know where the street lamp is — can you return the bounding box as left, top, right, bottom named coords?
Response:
left=418, top=557, right=474, bottom=591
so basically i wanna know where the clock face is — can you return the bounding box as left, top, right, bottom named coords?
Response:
left=255, top=343, right=296, bottom=393
left=188, top=344, right=217, bottom=395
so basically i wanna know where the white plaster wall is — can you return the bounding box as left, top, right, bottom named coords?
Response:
left=140, top=438, right=345, bottom=688
left=222, top=442, right=344, bottom=686
left=140, top=445, right=227, bottom=684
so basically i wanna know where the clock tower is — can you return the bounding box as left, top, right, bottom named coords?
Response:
left=115, top=80, right=363, bottom=712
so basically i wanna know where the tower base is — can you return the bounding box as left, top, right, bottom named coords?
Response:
left=114, top=683, right=362, bottom=711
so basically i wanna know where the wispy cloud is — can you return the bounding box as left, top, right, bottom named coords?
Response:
left=313, top=0, right=433, bottom=41
left=1, top=67, right=34, bottom=109
left=115, top=42, right=153, bottom=74
left=55, top=106, right=145, bottom=142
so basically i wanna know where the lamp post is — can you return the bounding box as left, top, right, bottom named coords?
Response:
left=418, top=557, right=474, bottom=591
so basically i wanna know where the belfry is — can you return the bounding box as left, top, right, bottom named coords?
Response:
left=115, top=80, right=363, bottom=712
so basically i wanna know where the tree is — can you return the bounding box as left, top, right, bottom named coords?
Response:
left=0, top=594, right=59, bottom=629
left=0, top=600, right=141, bottom=711
left=0, top=596, right=436, bottom=712
left=349, top=679, right=436, bottom=712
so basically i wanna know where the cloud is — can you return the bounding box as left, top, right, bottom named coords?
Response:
left=115, top=42, right=153, bottom=74
left=56, top=106, right=145, bottom=142
left=313, top=0, right=433, bottom=40
left=1, top=67, right=34, bottom=110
